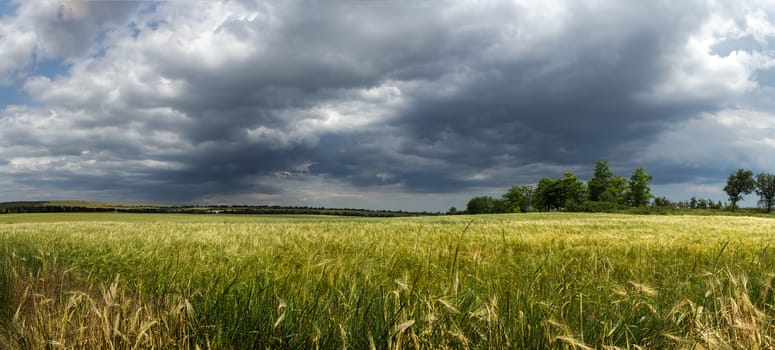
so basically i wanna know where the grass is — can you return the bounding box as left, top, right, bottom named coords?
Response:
left=2, top=212, right=775, bottom=348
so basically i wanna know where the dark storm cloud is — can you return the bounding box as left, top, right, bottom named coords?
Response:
left=150, top=144, right=303, bottom=197
left=303, top=132, right=475, bottom=192
left=136, top=1, right=474, bottom=142
left=394, top=10, right=703, bottom=169
left=2, top=0, right=774, bottom=208
left=645, top=163, right=732, bottom=185
left=137, top=0, right=713, bottom=195
left=280, top=1, right=719, bottom=191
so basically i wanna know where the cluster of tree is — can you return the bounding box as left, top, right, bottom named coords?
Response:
left=724, top=169, right=775, bottom=212
left=460, top=185, right=534, bottom=215
left=652, top=196, right=724, bottom=210
left=462, top=161, right=654, bottom=214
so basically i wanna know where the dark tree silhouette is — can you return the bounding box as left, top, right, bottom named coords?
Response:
left=724, top=169, right=755, bottom=211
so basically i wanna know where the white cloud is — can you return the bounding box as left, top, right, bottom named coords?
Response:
left=637, top=12, right=775, bottom=105
left=0, top=9, right=36, bottom=83
left=644, top=109, right=775, bottom=174
left=0, top=1, right=143, bottom=83
left=2, top=0, right=775, bottom=210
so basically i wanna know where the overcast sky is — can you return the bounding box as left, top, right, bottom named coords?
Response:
left=1, top=0, right=774, bottom=211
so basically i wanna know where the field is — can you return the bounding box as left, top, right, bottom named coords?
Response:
left=2, top=213, right=775, bottom=349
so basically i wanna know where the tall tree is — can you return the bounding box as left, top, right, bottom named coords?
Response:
left=491, top=198, right=511, bottom=213
left=587, top=160, right=626, bottom=204
left=755, top=172, right=775, bottom=213
left=533, top=178, right=560, bottom=211
left=503, top=185, right=534, bottom=213
left=588, top=161, right=613, bottom=202
left=533, top=173, right=586, bottom=211
left=466, top=196, right=495, bottom=214
left=627, top=167, right=652, bottom=207
left=558, top=172, right=587, bottom=206
left=602, top=175, right=628, bottom=204
left=724, top=169, right=755, bottom=211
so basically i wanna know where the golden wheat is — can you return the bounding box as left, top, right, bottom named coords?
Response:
left=1, top=212, right=775, bottom=348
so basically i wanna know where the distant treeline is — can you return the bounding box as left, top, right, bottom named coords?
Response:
left=454, top=161, right=656, bottom=215
left=455, top=161, right=728, bottom=215
left=0, top=202, right=438, bottom=217
left=457, top=162, right=775, bottom=215
left=0, top=205, right=117, bottom=214
left=161, top=205, right=437, bottom=217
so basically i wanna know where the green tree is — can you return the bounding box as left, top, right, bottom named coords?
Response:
left=491, top=198, right=511, bottom=213
left=627, top=167, right=652, bottom=207
left=532, top=173, right=586, bottom=211
left=502, top=185, right=534, bottom=213
left=724, top=169, right=755, bottom=211
left=558, top=172, right=587, bottom=206
left=588, top=160, right=613, bottom=202
left=755, top=172, right=775, bottom=213
left=586, top=160, right=626, bottom=205
left=602, top=175, right=628, bottom=204
left=653, top=196, right=675, bottom=208
left=533, top=178, right=560, bottom=211
left=466, top=196, right=495, bottom=214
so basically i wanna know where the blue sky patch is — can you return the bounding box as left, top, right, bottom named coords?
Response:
left=32, top=59, right=70, bottom=80
left=755, top=68, right=775, bottom=87
left=0, top=0, right=18, bottom=18
left=0, top=84, right=32, bottom=108
left=710, top=35, right=762, bottom=57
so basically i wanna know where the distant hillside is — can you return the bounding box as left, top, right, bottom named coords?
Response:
left=0, top=201, right=437, bottom=217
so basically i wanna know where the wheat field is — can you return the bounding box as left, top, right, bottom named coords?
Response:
left=2, top=212, right=775, bottom=349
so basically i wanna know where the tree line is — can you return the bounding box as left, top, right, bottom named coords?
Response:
left=458, top=163, right=775, bottom=215
left=724, top=169, right=775, bottom=212
left=0, top=202, right=438, bottom=217
left=460, top=161, right=654, bottom=214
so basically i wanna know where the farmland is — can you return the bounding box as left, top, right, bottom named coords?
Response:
left=2, top=213, right=775, bottom=349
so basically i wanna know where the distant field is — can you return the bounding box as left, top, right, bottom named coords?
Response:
left=2, top=213, right=775, bottom=349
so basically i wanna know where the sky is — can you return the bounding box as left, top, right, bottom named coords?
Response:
left=0, top=0, right=774, bottom=212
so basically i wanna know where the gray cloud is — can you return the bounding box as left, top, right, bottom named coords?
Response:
left=1, top=0, right=774, bottom=209
left=32, top=1, right=140, bottom=58
left=0, top=1, right=143, bottom=82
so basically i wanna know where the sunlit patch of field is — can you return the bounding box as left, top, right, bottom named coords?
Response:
left=2, top=213, right=775, bottom=349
